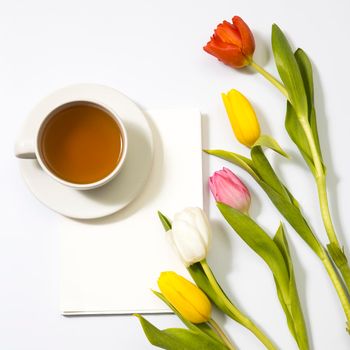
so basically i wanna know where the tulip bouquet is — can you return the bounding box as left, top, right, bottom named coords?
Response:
left=136, top=15, right=350, bottom=350
left=204, top=15, right=350, bottom=333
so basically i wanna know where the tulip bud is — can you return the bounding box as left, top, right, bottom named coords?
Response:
left=168, top=207, right=211, bottom=267
left=209, top=167, right=251, bottom=214
left=204, top=16, right=255, bottom=68
left=222, top=89, right=261, bottom=147
left=158, top=271, right=212, bottom=324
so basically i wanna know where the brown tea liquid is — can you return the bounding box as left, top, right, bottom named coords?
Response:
left=40, top=102, right=123, bottom=184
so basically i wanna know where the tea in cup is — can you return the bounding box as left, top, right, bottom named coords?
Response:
left=15, top=100, right=128, bottom=190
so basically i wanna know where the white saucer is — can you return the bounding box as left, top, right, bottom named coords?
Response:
left=17, top=84, right=153, bottom=219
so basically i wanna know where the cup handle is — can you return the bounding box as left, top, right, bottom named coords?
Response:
left=15, top=139, right=36, bottom=159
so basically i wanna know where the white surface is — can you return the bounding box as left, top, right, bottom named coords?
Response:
left=18, top=84, right=153, bottom=218
left=60, top=108, right=202, bottom=314
left=1, top=0, right=350, bottom=349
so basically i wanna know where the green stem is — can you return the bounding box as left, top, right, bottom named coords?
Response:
left=322, top=254, right=350, bottom=332
left=317, top=175, right=340, bottom=246
left=299, top=119, right=338, bottom=245
left=200, top=260, right=278, bottom=350
left=317, top=172, right=350, bottom=292
left=208, top=318, right=237, bottom=350
left=300, top=119, right=350, bottom=291
left=249, top=60, right=289, bottom=99
left=339, top=265, right=350, bottom=293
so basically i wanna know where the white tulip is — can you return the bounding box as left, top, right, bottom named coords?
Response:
left=168, top=207, right=211, bottom=267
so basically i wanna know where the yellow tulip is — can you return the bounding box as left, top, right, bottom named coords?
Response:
left=222, top=89, right=261, bottom=147
left=158, top=271, right=211, bottom=324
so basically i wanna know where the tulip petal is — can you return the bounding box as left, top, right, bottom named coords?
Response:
left=213, top=173, right=242, bottom=208
left=222, top=92, right=252, bottom=146
left=191, top=208, right=211, bottom=249
left=171, top=220, right=206, bottom=266
left=209, top=168, right=251, bottom=213
left=233, top=16, right=255, bottom=58
left=223, top=89, right=261, bottom=147
left=159, top=277, right=205, bottom=323
left=169, top=208, right=211, bottom=267
left=214, top=20, right=242, bottom=46
left=158, top=272, right=211, bottom=324
left=204, top=38, right=247, bottom=68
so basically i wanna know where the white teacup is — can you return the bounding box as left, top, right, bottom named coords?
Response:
left=15, top=98, right=128, bottom=190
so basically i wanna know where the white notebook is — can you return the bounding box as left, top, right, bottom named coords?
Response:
left=60, top=108, right=203, bottom=315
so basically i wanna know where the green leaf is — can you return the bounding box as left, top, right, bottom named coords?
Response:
left=217, top=203, right=290, bottom=298
left=216, top=203, right=310, bottom=349
left=250, top=147, right=322, bottom=256
left=273, top=225, right=309, bottom=350
left=285, top=102, right=316, bottom=176
left=216, top=204, right=311, bottom=348
left=309, top=106, right=325, bottom=171
left=274, top=280, right=296, bottom=339
left=327, top=243, right=348, bottom=268
left=152, top=291, right=224, bottom=344
left=195, top=323, right=226, bottom=345
left=258, top=180, right=324, bottom=257
left=285, top=49, right=326, bottom=175
left=294, top=48, right=324, bottom=167
left=252, top=134, right=289, bottom=158
left=284, top=49, right=325, bottom=176
left=294, top=49, right=314, bottom=108
left=204, top=149, right=259, bottom=180
left=251, top=146, right=291, bottom=202
left=188, top=263, right=239, bottom=323
left=284, top=186, right=301, bottom=209
left=135, top=315, right=228, bottom=350
left=158, top=211, right=172, bottom=231
left=271, top=24, right=308, bottom=119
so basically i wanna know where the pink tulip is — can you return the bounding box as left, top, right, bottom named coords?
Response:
left=209, top=167, right=251, bottom=214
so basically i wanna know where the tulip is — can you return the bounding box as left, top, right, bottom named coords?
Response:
left=222, top=89, right=261, bottom=147
left=209, top=167, right=251, bottom=214
left=158, top=271, right=212, bottom=324
left=168, top=207, right=211, bottom=267
left=203, top=16, right=255, bottom=68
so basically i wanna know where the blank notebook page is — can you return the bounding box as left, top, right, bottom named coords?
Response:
left=60, top=108, right=203, bottom=315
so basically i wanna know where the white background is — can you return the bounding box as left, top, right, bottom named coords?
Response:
left=1, top=0, right=350, bottom=349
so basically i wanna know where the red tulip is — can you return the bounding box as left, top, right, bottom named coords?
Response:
left=203, top=16, right=255, bottom=68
